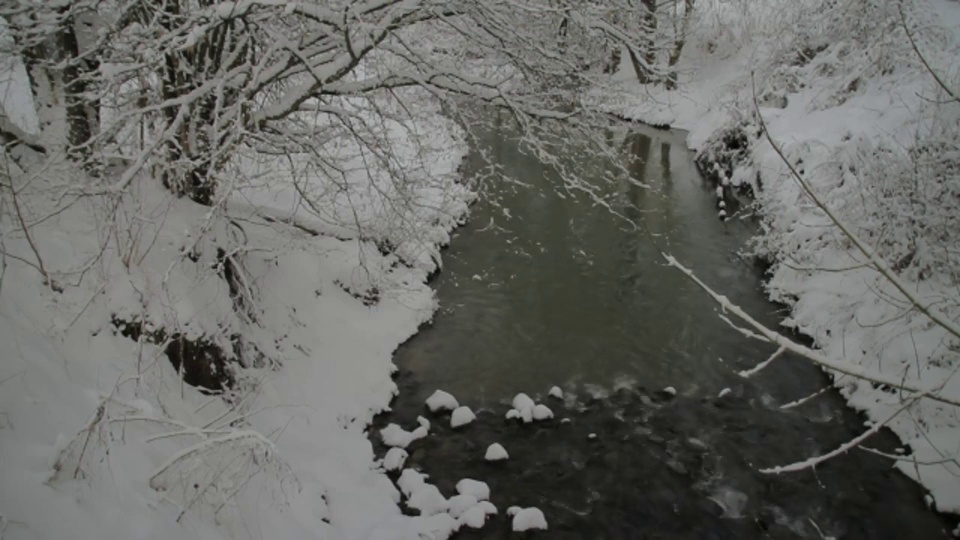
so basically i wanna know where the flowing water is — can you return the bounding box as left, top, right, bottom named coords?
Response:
left=374, top=117, right=952, bottom=538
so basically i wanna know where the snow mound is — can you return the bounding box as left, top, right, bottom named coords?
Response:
left=383, top=448, right=408, bottom=472
left=506, top=506, right=522, bottom=517
left=548, top=386, right=564, bottom=399
left=398, top=469, right=429, bottom=498
left=450, top=406, right=476, bottom=428
left=505, top=409, right=521, bottom=420
left=426, top=390, right=460, bottom=413
left=477, top=500, right=498, bottom=515
left=718, top=388, right=732, bottom=398
left=511, top=393, right=536, bottom=423
left=455, top=479, right=490, bottom=501
left=458, top=505, right=488, bottom=529
left=662, top=386, right=677, bottom=396
left=407, top=484, right=449, bottom=516
left=381, top=423, right=428, bottom=448
left=512, top=507, right=548, bottom=531
left=512, top=392, right=535, bottom=410
left=413, top=512, right=460, bottom=540
left=447, top=494, right=479, bottom=518
left=417, top=415, right=431, bottom=430
left=532, top=404, right=554, bottom=421
left=485, top=443, right=509, bottom=461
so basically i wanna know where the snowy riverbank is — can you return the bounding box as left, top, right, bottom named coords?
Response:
left=0, top=82, right=474, bottom=537
left=599, top=0, right=960, bottom=514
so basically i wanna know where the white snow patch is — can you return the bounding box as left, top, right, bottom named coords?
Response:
left=718, top=388, right=732, bottom=399
left=512, top=507, right=548, bottom=532
left=484, top=443, right=509, bottom=461
left=407, top=484, right=449, bottom=516
left=455, top=479, right=490, bottom=501
left=458, top=505, right=488, bottom=529
left=383, top=448, right=409, bottom=472
left=447, top=494, right=479, bottom=518
left=450, top=406, right=476, bottom=428
left=381, top=423, right=428, bottom=448
left=548, top=386, right=564, bottom=399
left=398, top=469, right=429, bottom=498
left=532, top=404, right=554, bottom=421
left=477, top=500, right=498, bottom=515
left=426, top=390, right=460, bottom=413
left=511, top=392, right=536, bottom=423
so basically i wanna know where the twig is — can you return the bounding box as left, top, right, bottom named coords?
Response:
left=760, top=395, right=921, bottom=474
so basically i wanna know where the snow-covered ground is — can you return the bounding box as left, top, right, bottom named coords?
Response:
left=599, top=0, right=960, bottom=514
left=0, top=65, right=475, bottom=538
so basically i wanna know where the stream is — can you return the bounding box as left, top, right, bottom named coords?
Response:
left=374, top=116, right=952, bottom=538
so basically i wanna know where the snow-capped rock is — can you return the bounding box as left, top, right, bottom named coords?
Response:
left=532, top=404, right=553, bottom=421
left=506, top=506, right=522, bottom=517
left=381, top=423, right=427, bottom=448
left=407, top=484, right=449, bottom=516
left=718, top=387, right=732, bottom=398
left=383, top=448, right=408, bottom=471
left=451, top=406, right=476, bottom=428
left=485, top=443, right=509, bottom=461
left=548, top=386, right=563, bottom=399
left=447, top=494, right=479, bottom=518
left=458, top=506, right=488, bottom=529
left=512, top=507, right=548, bottom=531
left=426, top=390, right=460, bottom=412
left=477, top=501, right=498, bottom=515
left=511, top=393, right=536, bottom=423
left=505, top=409, right=521, bottom=420
left=455, top=479, right=490, bottom=501
left=662, top=386, right=677, bottom=396
left=398, top=469, right=428, bottom=498
left=414, top=512, right=460, bottom=540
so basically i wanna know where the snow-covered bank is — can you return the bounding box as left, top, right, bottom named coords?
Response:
left=600, top=0, right=960, bottom=514
left=0, top=80, right=473, bottom=538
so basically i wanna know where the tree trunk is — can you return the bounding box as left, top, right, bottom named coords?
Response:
left=665, top=0, right=694, bottom=90
left=633, top=0, right=658, bottom=84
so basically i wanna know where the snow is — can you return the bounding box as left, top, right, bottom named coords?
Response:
left=398, top=468, right=429, bottom=498
left=484, top=443, right=509, bottom=461
left=450, top=406, right=476, bottom=428
left=407, top=484, right=449, bottom=516
left=447, top=494, right=479, bottom=518
left=662, top=386, right=677, bottom=396
left=548, top=386, right=564, bottom=399
left=507, top=506, right=522, bottom=517
left=426, top=390, right=460, bottom=413
left=383, top=448, right=409, bottom=472
left=477, top=500, right=498, bottom=515
left=0, top=41, right=477, bottom=537
left=381, top=422, right=429, bottom=448
left=455, top=479, right=490, bottom=501
left=457, top=506, right=488, bottom=529
left=505, top=409, right=521, bottom=420
left=511, top=507, right=548, bottom=532
left=718, top=388, right=732, bottom=399
left=532, top=404, right=554, bottom=421
left=511, top=392, right=536, bottom=423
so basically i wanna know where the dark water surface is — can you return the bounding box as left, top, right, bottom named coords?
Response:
left=375, top=118, right=952, bottom=538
